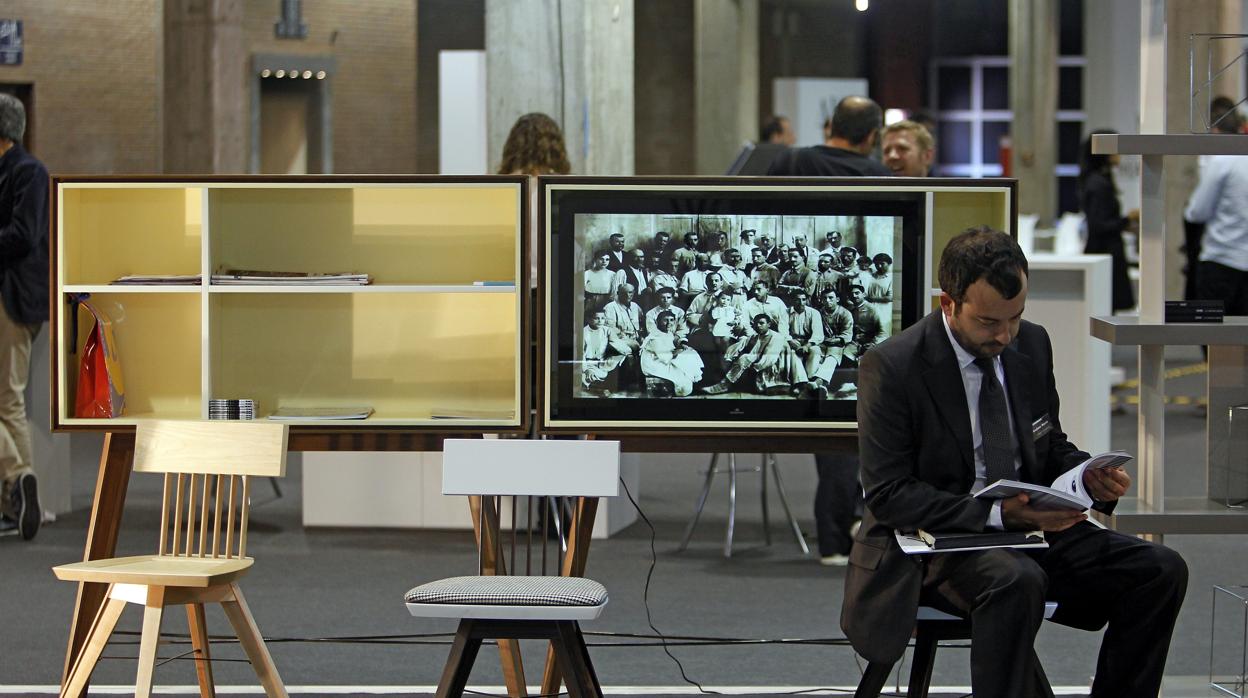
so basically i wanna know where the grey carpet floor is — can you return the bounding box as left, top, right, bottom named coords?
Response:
left=0, top=346, right=1239, bottom=696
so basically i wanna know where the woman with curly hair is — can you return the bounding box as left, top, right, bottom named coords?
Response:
left=497, top=112, right=571, bottom=176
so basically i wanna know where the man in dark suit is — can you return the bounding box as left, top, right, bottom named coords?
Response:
left=843, top=226, right=1187, bottom=697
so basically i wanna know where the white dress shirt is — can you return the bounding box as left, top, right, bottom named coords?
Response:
left=941, top=312, right=1021, bottom=529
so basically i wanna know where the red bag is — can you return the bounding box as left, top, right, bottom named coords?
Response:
left=75, top=300, right=126, bottom=419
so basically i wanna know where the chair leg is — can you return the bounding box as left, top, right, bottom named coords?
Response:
left=497, top=638, right=527, bottom=698
left=569, top=622, right=602, bottom=696
left=436, top=620, right=483, bottom=698
left=854, top=660, right=893, bottom=698
left=135, top=587, right=167, bottom=698
left=541, top=643, right=563, bottom=698
left=185, top=603, right=217, bottom=698
left=548, top=623, right=589, bottom=698
left=907, top=628, right=939, bottom=698
left=60, top=595, right=126, bottom=698
left=220, top=584, right=288, bottom=698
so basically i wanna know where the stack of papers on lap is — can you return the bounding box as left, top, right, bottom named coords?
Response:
left=211, top=269, right=372, bottom=285
left=267, top=406, right=374, bottom=420
left=895, top=530, right=1048, bottom=554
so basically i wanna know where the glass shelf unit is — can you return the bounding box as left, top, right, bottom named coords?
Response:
left=53, top=177, right=527, bottom=431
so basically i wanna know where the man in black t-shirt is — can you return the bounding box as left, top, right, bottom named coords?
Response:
left=767, top=94, right=890, bottom=566
left=766, top=96, right=891, bottom=178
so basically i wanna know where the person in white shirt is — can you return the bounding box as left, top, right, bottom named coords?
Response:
left=717, top=248, right=750, bottom=296
left=786, top=289, right=825, bottom=387
left=583, top=252, right=615, bottom=314
left=678, top=253, right=712, bottom=306
left=611, top=250, right=649, bottom=300
left=735, top=229, right=758, bottom=264
left=742, top=279, right=790, bottom=337
left=644, top=288, right=688, bottom=340
left=1184, top=150, right=1248, bottom=314
left=581, top=309, right=625, bottom=394
left=603, top=284, right=643, bottom=357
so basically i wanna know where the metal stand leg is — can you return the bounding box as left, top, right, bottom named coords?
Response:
left=724, top=453, right=737, bottom=558
left=677, top=453, right=718, bottom=552
left=760, top=454, right=772, bottom=546
left=767, top=453, right=810, bottom=554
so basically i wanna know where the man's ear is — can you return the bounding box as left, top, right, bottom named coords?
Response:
left=939, top=292, right=956, bottom=318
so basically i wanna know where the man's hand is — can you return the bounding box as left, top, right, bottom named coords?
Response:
left=1001, top=494, right=1086, bottom=532
left=1084, top=466, right=1130, bottom=503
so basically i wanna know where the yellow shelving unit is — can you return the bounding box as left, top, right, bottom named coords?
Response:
left=53, top=177, right=527, bottom=431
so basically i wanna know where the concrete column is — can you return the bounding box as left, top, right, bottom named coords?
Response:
left=694, top=0, right=759, bottom=175
left=163, top=0, right=247, bottom=173
left=1157, top=0, right=1241, bottom=299
left=485, top=0, right=634, bottom=176
left=1008, top=0, right=1058, bottom=226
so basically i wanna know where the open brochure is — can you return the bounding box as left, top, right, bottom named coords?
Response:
left=973, top=450, right=1132, bottom=511
left=895, top=530, right=1048, bottom=554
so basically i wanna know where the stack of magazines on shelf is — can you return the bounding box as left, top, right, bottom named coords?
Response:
left=210, top=269, right=372, bottom=285
left=111, top=274, right=202, bottom=285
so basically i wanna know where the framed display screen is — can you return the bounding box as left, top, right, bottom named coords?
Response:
left=540, top=178, right=928, bottom=432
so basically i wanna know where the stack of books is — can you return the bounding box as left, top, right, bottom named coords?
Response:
left=209, top=398, right=256, bottom=420
left=111, top=274, right=202, bottom=285
left=210, top=269, right=372, bottom=286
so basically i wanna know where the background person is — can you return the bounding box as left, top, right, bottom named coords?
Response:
left=766, top=96, right=891, bottom=177
left=0, top=94, right=47, bottom=541
left=1078, top=130, right=1138, bottom=312
left=498, top=112, right=571, bottom=290
left=881, top=120, right=935, bottom=177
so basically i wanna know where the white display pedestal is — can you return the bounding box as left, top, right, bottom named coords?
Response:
left=1025, top=253, right=1114, bottom=455
left=302, top=451, right=640, bottom=539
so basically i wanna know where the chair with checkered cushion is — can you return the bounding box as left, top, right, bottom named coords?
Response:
left=406, top=438, right=620, bottom=698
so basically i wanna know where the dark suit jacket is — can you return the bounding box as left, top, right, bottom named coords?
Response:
left=841, top=310, right=1098, bottom=663
left=0, top=144, right=49, bottom=324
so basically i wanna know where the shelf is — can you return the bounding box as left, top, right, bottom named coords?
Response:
left=206, top=284, right=515, bottom=294
left=64, top=285, right=203, bottom=294
left=1090, top=315, right=1248, bottom=345
left=1091, top=133, right=1248, bottom=156
left=1091, top=497, right=1248, bottom=535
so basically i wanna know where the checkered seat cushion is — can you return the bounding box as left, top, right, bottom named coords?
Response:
left=406, top=575, right=609, bottom=621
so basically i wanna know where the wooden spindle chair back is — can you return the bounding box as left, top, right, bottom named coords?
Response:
left=474, top=494, right=587, bottom=577
left=135, top=420, right=288, bottom=561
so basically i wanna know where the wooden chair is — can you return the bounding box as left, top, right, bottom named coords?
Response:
left=854, top=602, right=1058, bottom=698
left=53, top=420, right=290, bottom=698
left=405, top=438, right=620, bottom=698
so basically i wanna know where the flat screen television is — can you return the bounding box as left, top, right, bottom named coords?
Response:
left=540, top=178, right=928, bottom=432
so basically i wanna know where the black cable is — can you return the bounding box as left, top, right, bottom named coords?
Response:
left=619, top=475, right=719, bottom=694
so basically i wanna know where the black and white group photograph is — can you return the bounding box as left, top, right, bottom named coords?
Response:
left=571, top=212, right=902, bottom=400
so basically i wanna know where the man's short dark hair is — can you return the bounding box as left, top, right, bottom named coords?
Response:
left=1210, top=95, right=1242, bottom=134
left=938, top=225, right=1029, bottom=303
left=760, top=116, right=788, bottom=142
left=740, top=229, right=756, bottom=240
left=872, top=252, right=893, bottom=265
left=683, top=231, right=699, bottom=244
left=830, top=96, right=883, bottom=146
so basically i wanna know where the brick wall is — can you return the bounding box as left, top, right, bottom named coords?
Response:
left=244, top=1, right=417, bottom=174
left=0, top=1, right=163, bottom=174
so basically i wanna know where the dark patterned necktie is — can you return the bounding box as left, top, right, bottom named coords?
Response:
left=974, top=357, right=1016, bottom=484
